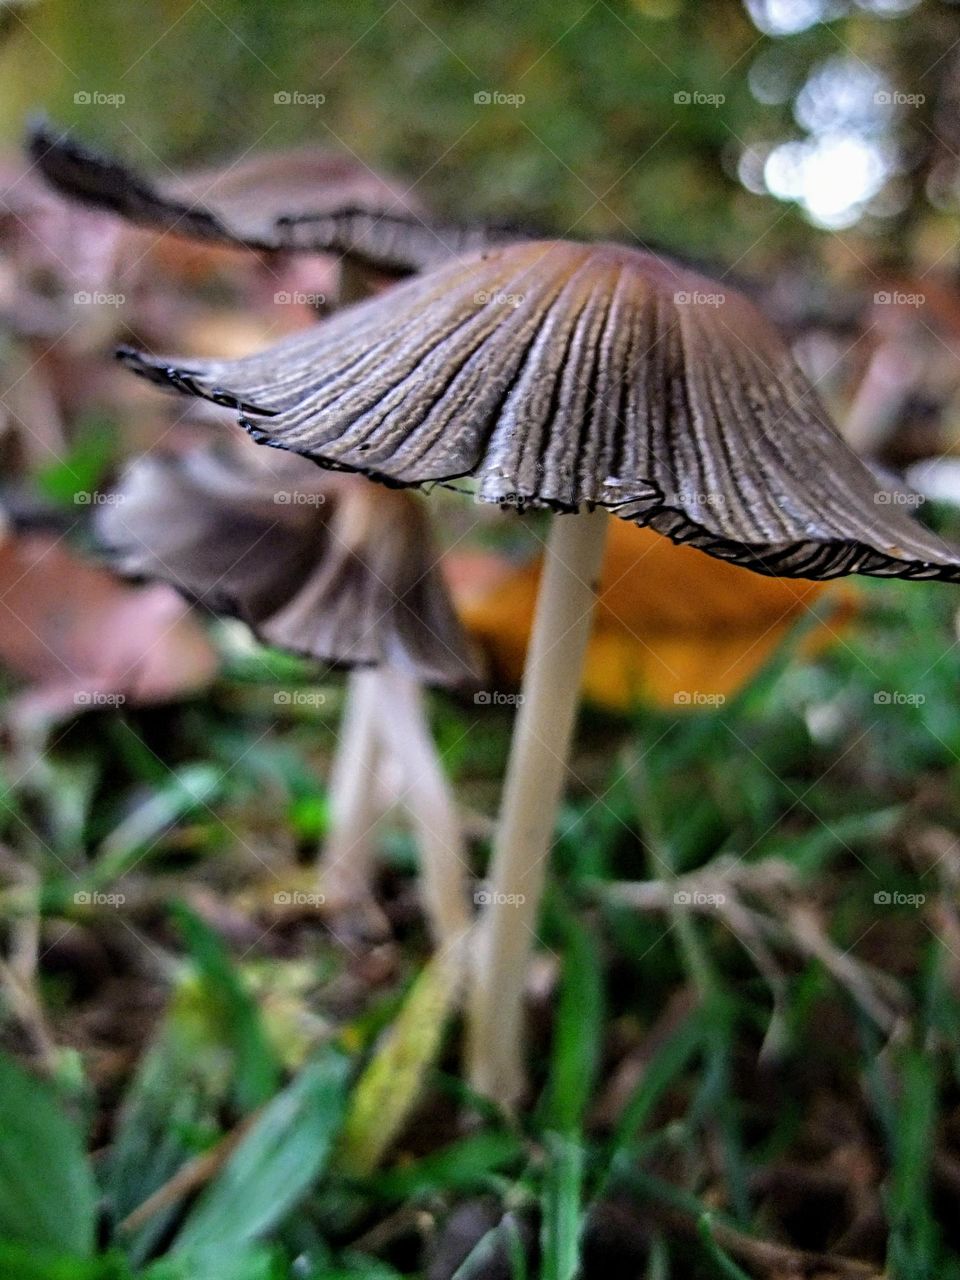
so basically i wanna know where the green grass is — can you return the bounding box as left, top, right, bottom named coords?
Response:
left=2, top=561, right=960, bottom=1276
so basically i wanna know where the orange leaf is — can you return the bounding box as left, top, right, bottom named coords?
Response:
left=449, top=522, right=856, bottom=712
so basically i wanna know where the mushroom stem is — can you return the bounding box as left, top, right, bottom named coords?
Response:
left=466, top=506, right=609, bottom=1104
left=317, top=667, right=385, bottom=921
left=373, top=668, right=473, bottom=948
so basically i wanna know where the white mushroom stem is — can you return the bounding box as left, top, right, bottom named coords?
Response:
left=317, top=667, right=384, bottom=913
left=372, top=668, right=473, bottom=948
left=467, top=507, right=609, bottom=1105
left=318, top=666, right=472, bottom=949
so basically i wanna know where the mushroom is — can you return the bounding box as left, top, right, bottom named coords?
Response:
left=96, top=438, right=478, bottom=948
left=27, top=121, right=528, bottom=285
left=103, top=236, right=960, bottom=1105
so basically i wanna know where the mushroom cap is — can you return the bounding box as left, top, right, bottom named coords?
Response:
left=96, top=444, right=477, bottom=685
left=117, top=238, right=960, bottom=583
left=28, top=122, right=524, bottom=275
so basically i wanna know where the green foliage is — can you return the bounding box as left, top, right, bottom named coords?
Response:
left=172, top=1053, right=349, bottom=1258
left=0, top=1055, right=97, bottom=1257
left=173, top=904, right=281, bottom=1113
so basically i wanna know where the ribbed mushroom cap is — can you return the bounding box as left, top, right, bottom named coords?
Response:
left=96, top=445, right=476, bottom=685
left=117, top=238, right=960, bottom=582
left=28, top=122, right=523, bottom=275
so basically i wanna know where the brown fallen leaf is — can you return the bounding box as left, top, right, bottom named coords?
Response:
left=448, top=522, right=857, bottom=712
left=0, top=526, right=218, bottom=723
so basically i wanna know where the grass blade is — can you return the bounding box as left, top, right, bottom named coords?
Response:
left=538, top=901, right=604, bottom=1136
left=336, top=945, right=462, bottom=1178
left=173, top=1052, right=348, bottom=1256
left=0, top=1054, right=97, bottom=1256
left=173, top=902, right=280, bottom=1112
left=540, top=1132, right=584, bottom=1280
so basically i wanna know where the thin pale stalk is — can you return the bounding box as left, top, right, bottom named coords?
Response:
left=317, top=667, right=384, bottom=914
left=374, top=669, right=472, bottom=948
left=466, top=507, right=609, bottom=1104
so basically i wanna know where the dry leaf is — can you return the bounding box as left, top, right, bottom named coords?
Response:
left=0, top=528, right=218, bottom=722
left=450, top=522, right=857, bottom=711
left=335, top=943, right=464, bottom=1177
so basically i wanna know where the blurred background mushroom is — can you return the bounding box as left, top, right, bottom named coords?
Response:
left=96, top=436, right=478, bottom=949
left=112, top=235, right=960, bottom=1105
left=28, top=121, right=528, bottom=290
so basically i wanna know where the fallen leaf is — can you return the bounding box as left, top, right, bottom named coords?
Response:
left=0, top=527, right=218, bottom=723
left=449, top=522, right=857, bottom=711
left=335, top=941, right=464, bottom=1177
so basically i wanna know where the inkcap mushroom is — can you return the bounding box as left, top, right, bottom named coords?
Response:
left=106, top=236, right=960, bottom=1104
left=97, top=439, right=477, bottom=948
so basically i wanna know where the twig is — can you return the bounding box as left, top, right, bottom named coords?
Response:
left=117, top=1110, right=259, bottom=1235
